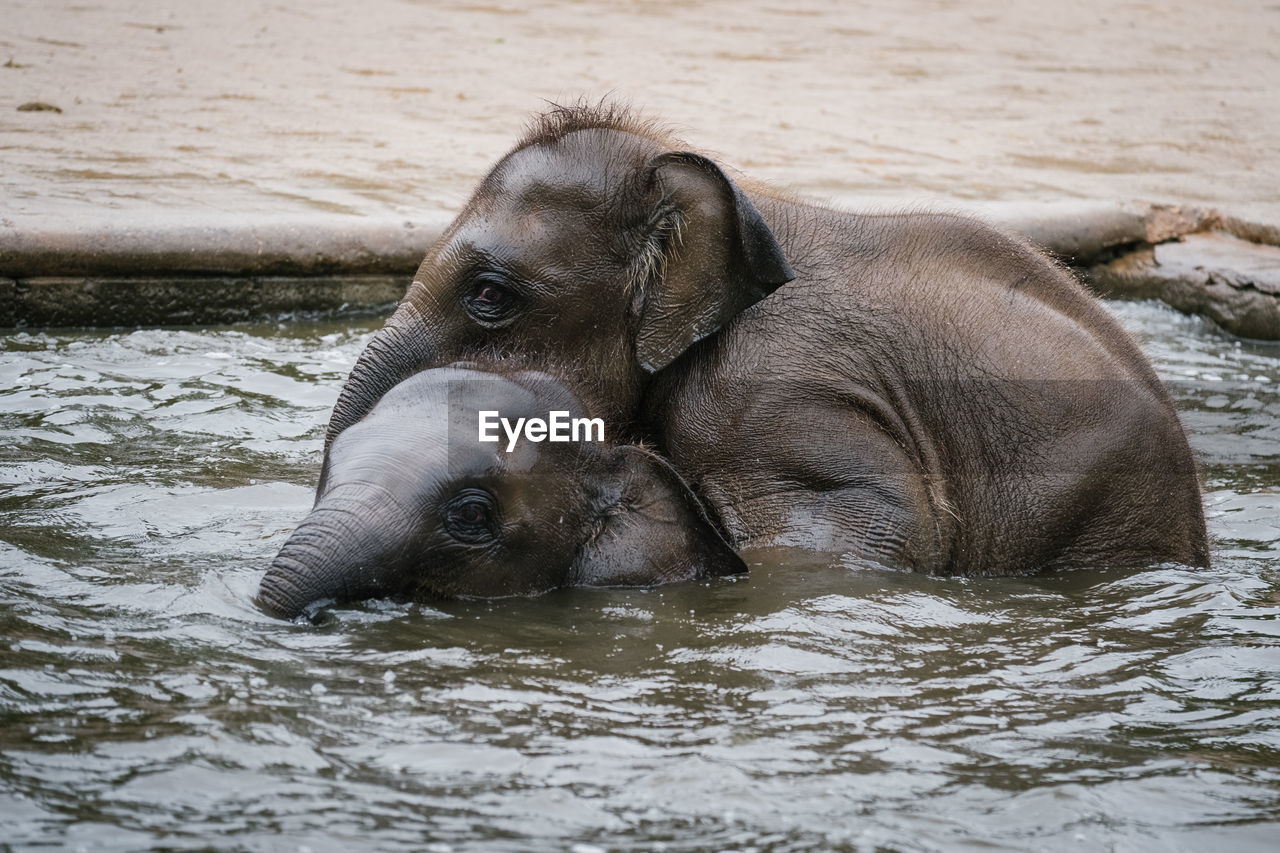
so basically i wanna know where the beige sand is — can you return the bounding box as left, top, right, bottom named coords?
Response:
left=3, top=0, right=1278, bottom=227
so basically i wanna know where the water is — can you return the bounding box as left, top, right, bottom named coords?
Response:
left=2, top=301, right=1278, bottom=851
left=6, top=1, right=1280, bottom=227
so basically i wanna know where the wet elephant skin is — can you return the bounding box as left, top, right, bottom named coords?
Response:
left=257, top=365, right=744, bottom=619
left=324, top=101, right=1210, bottom=576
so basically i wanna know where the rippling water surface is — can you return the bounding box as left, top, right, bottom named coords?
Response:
left=2, top=301, right=1279, bottom=851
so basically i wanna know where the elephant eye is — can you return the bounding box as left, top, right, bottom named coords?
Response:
left=443, top=489, right=500, bottom=543
left=463, top=273, right=520, bottom=326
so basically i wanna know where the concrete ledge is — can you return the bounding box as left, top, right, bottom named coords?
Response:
left=3, top=204, right=1280, bottom=335
left=3, top=275, right=408, bottom=328
left=1089, top=232, right=1280, bottom=340
left=836, top=199, right=1229, bottom=263
left=983, top=201, right=1152, bottom=262
left=0, top=213, right=450, bottom=278
left=0, top=212, right=446, bottom=327
left=0, top=278, right=15, bottom=326
left=980, top=200, right=1227, bottom=262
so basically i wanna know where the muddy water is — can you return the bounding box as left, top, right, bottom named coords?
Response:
left=4, top=0, right=1280, bottom=226
left=1, top=299, right=1278, bottom=850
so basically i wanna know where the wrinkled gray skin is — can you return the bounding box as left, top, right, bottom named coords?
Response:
left=325, top=103, right=1210, bottom=575
left=257, top=366, right=745, bottom=620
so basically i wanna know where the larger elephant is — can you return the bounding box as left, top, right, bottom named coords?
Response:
left=325, top=101, right=1210, bottom=575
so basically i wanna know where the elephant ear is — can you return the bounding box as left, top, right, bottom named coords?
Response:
left=571, top=446, right=746, bottom=587
left=634, top=151, right=795, bottom=373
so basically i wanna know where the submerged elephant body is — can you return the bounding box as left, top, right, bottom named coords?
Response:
left=307, top=101, right=1209, bottom=587
left=257, top=366, right=743, bottom=619
left=645, top=210, right=1208, bottom=573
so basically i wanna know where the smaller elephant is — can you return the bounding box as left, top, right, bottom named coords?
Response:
left=256, top=364, right=744, bottom=620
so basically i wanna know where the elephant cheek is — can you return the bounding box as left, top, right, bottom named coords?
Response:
left=572, top=446, right=747, bottom=587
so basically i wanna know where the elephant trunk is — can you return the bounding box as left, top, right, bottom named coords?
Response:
left=326, top=294, right=437, bottom=450
left=257, top=488, right=415, bottom=620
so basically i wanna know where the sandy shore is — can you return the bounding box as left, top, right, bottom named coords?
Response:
left=3, top=0, right=1278, bottom=229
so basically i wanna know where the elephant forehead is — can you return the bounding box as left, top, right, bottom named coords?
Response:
left=444, top=205, right=617, bottom=289
left=378, top=368, right=584, bottom=425
left=461, top=207, right=594, bottom=258
left=378, top=368, right=536, bottom=414
left=444, top=374, right=546, bottom=421
left=488, top=144, right=620, bottom=215
left=338, top=367, right=595, bottom=485
left=325, top=414, right=503, bottom=499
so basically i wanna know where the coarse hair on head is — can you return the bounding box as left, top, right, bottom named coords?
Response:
left=515, top=96, right=678, bottom=151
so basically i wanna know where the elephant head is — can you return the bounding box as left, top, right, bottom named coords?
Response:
left=257, top=365, right=745, bottom=620
left=325, top=101, right=794, bottom=449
